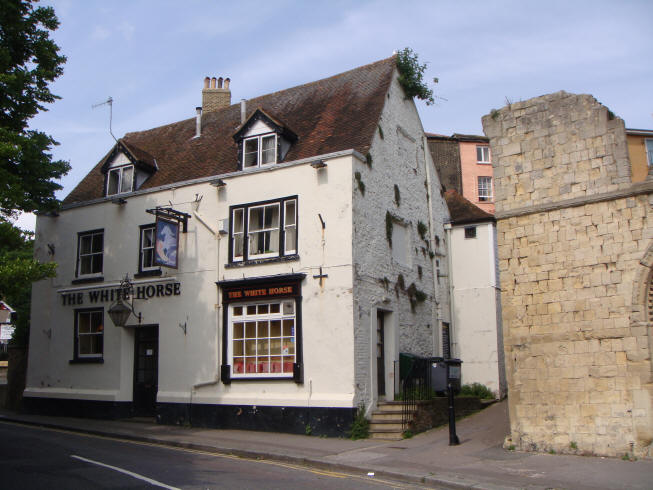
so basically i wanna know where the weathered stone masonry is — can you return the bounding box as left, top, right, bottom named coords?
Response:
left=483, top=91, right=653, bottom=458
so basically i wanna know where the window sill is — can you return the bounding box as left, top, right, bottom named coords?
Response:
left=69, top=358, right=104, bottom=364
left=134, top=269, right=162, bottom=278
left=230, top=376, right=295, bottom=382
left=71, top=276, right=104, bottom=285
left=225, top=254, right=299, bottom=268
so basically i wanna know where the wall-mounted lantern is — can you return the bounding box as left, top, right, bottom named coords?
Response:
left=108, top=275, right=142, bottom=327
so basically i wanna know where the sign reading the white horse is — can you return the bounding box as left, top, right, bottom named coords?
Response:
left=155, top=218, right=179, bottom=268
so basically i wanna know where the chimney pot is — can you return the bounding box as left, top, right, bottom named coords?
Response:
left=202, top=75, right=232, bottom=113
left=241, top=99, right=247, bottom=124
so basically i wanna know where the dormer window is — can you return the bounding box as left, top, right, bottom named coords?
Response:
left=244, top=134, right=277, bottom=168
left=234, top=108, right=297, bottom=172
left=107, top=165, right=134, bottom=196
left=100, top=140, right=157, bottom=198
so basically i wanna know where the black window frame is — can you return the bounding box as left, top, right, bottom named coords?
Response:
left=464, top=226, right=477, bottom=239
left=70, top=307, right=105, bottom=364
left=218, top=273, right=305, bottom=384
left=75, top=229, right=104, bottom=280
left=135, top=223, right=162, bottom=278
left=228, top=196, right=298, bottom=265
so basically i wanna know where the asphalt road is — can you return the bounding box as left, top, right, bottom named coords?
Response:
left=0, top=421, right=426, bottom=489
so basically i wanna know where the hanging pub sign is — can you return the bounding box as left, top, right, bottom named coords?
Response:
left=145, top=206, right=190, bottom=270
left=155, top=217, right=179, bottom=268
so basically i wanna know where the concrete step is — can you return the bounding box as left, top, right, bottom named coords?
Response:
left=369, top=428, right=405, bottom=440
left=369, top=421, right=404, bottom=431
left=370, top=410, right=404, bottom=421
left=376, top=401, right=409, bottom=412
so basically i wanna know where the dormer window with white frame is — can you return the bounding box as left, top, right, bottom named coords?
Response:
left=233, top=108, right=297, bottom=172
left=100, top=140, right=157, bottom=198
left=243, top=133, right=277, bottom=168
left=107, top=165, right=134, bottom=196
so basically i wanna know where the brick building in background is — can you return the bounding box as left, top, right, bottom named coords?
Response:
left=483, top=91, right=653, bottom=458
left=427, top=133, right=495, bottom=214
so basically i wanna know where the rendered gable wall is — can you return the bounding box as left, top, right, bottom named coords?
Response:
left=483, top=91, right=653, bottom=458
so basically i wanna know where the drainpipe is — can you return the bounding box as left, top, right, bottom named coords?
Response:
left=422, top=135, right=440, bottom=356
left=444, top=222, right=456, bottom=358
left=192, top=203, right=223, bottom=389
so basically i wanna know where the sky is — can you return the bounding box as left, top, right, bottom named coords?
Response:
left=15, top=0, right=653, bottom=230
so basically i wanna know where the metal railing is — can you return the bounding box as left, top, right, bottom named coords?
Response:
left=399, top=355, right=432, bottom=429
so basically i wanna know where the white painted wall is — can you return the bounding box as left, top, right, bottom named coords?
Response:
left=26, top=154, right=357, bottom=408
left=352, top=70, right=451, bottom=411
left=448, top=221, right=504, bottom=397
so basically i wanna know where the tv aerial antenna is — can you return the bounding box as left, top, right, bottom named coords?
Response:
left=92, top=96, right=117, bottom=142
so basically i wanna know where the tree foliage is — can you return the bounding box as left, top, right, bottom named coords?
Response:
left=0, top=219, right=57, bottom=345
left=0, top=0, right=69, bottom=217
left=0, top=0, right=67, bottom=345
left=396, top=47, right=437, bottom=106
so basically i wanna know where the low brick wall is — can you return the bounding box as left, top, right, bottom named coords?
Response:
left=411, top=396, right=484, bottom=432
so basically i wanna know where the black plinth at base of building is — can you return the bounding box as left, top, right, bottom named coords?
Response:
left=21, top=397, right=357, bottom=437
left=159, top=403, right=355, bottom=437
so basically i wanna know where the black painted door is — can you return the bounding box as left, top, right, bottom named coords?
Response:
left=133, top=326, right=158, bottom=417
left=377, top=311, right=385, bottom=397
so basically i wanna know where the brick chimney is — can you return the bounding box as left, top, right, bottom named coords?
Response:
left=202, top=76, right=231, bottom=112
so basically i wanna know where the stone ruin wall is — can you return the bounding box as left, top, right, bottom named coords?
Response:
left=482, top=91, right=653, bottom=458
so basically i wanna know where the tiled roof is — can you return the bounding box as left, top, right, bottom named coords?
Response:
left=444, top=189, right=494, bottom=225
left=64, top=57, right=397, bottom=204
left=450, top=133, right=488, bottom=142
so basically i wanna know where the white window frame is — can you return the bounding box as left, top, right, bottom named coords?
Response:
left=242, top=133, right=277, bottom=169
left=75, top=309, right=104, bottom=359
left=478, top=176, right=493, bottom=202
left=230, top=197, right=297, bottom=263
left=248, top=202, right=281, bottom=260
left=139, top=225, right=157, bottom=272
left=646, top=139, right=653, bottom=166
left=476, top=145, right=491, bottom=164
left=228, top=300, right=296, bottom=378
left=77, top=230, right=104, bottom=278
left=106, top=164, right=134, bottom=196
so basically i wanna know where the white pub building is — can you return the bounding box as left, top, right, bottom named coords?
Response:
left=25, top=57, right=452, bottom=435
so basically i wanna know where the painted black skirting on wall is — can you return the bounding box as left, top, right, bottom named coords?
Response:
left=158, top=403, right=357, bottom=437
left=22, top=397, right=357, bottom=437
left=23, top=396, right=132, bottom=420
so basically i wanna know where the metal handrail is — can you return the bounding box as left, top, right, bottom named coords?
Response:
left=399, top=355, right=432, bottom=429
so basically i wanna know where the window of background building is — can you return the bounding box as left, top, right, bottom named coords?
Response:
left=476, top=145, right=491, bottom=164
left=464, top=226, right=477, bottom=239
left=646, top=139, right=653, bottom=166
left=478, top=176, right=493, bottom=202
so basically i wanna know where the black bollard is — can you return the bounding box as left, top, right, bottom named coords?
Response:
left=448, top=381, right=460, bottom=445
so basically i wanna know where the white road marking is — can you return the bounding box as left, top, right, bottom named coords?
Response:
left=71, top=454, right=180, bottom=490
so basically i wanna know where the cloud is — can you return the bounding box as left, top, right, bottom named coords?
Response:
left=118, top=21, right=135, bottom=41
left=91, top=26, right=110, bottom=41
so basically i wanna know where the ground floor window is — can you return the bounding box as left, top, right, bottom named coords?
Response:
left=229, top=300, right=296, bottom=377
left=74, top=308, right=104, bottom=360
left=219, top=273, right=305, bottom=383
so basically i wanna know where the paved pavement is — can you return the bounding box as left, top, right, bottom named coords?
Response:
left=1, top=400, right=651, bottom=489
